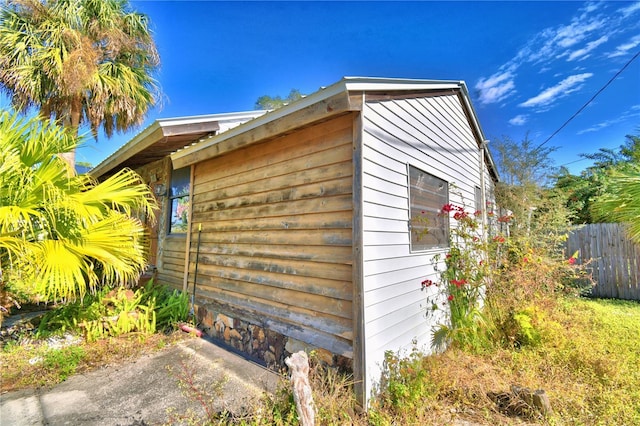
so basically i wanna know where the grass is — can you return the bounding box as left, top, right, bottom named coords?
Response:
left=2, top=297, right=638, bottom=425
left=368, top=297, right=640, bottom=425
left=0, top=331, right=184, bottom=392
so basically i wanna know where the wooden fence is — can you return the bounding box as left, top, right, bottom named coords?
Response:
left=567, top=223, right=640, bottom=301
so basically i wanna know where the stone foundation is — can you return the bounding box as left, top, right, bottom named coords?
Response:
left=195, top=305, right=351, bottom=373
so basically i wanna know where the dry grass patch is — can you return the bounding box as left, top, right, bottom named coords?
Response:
left=369, top=297, right=640, bottom=425
left=1, top=331, right=185, bottom=392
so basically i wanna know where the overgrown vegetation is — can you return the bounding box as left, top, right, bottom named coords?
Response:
left=35, top=280, right=188, bottom=341
left=164, top=350, right=364, bottom=425
left=1, top=281, right=188, bottom=390
left=1, top=107, right=637, bottom=424
left=370, top=297, right=640, bottom=425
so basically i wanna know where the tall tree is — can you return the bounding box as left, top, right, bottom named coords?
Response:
left=490, top=134, right=570, bottom=241
left=0, top=0, right=160, bottom=168
left=255, top=89, right=304, bottom=110
left=554, top=134, right=640, bottom=224
left=0, top=109, right=156, bottom=302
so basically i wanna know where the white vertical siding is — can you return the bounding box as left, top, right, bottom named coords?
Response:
left=361, top=93, right=486, bottom=400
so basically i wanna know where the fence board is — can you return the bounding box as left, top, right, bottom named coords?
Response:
left=568, top=223, right=640, bottom=301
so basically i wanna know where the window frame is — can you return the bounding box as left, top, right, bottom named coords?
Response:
left=167, top=166, right=191, bottom=235
left=408, top=165, right=450, bottom=252
left=475, top=185, right=483, bottom=215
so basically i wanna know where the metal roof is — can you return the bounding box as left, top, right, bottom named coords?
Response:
left=92, top=77, right=497, bottom=181
left=91, top=110, right=266, bottom=177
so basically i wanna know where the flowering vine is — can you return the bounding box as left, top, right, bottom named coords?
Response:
left=419, top=201, right=502, bottom=350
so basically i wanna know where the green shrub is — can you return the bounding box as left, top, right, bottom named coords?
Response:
left=82, top=287, right=156, bottom=341
left=372, top=347, right=437, bottom=420
left=139, top=281, right=189, bottom=330
left=37, top=281, right=188, bottom=341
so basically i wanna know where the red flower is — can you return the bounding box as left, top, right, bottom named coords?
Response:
left=493, top=235, right=506, bottom=243
left=451, top=279, right=467, bottom=288
left=523, top=257, right=529, bottom=263
left=568, top=257, right=577, bottom=265
left=421, top=279, right=434, bottom=289
left=453, top=211, right=469, bottom=221
left=441, top=203, right=455, bottom=213
left=498, top=214, right=513, bottom=223
left=474, top=210, right=482, bottom=217
left=448, top=295, right=454, bottom=301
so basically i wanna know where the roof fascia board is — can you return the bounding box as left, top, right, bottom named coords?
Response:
left=171, top=79, right=352, bottom=167
left=156, top=110, right=266, bottom=128
left=91, top=110, right=266, bottom=178
left=343, top=77, right=462, bottom=93
left=457, top=81, right=500, bottom=182
left=171, top=77, right=470, bottom=168
left=91, top=120, right=164, bottom=178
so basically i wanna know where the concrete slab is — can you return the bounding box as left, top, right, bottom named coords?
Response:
left=0, top=337, right=280, bottom=425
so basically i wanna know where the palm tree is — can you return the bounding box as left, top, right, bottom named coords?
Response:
left=592, top=166, right=640, bottom=244
left=0, top=109, right=157, bottom=302
left=0, top=0, right=160, bottom=168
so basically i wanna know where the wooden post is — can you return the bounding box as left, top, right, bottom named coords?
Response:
left=285, top=351, right=315, bottom=426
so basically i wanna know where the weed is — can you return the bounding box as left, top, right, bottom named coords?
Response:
left=140, top=280, right=189, bottom=330
left=165, top=359, right=232, bottom=425
left=369, top=297, right=640, bottom=425
left=42, top=345, right=86, bottom=381
left=1, top=331, right=185, bottom=392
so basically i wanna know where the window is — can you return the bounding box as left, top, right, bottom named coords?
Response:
left=409, top=165, right=449, bottom=251
left=168, top=167, right=190, bottom=234
left=475, top=186, right=483, bottom=215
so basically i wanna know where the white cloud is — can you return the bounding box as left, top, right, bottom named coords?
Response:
left=567, top=35, right=608, bottom=61
left=554, top=18, right=605, bottom=49
left=619, top=1, right=640, bottom=18
left=475, top=70, right=516, bottom=105
left=476, top=1, right=637, bottom=110
left=577, top=104, right=640, bottom=134
left=519, top=73, right=593, bottom=108
left=509, top=115, right=528, bottom=126
left=477, top=2, right=605, bottom=105
left=607, top=34, right=640, bottom=58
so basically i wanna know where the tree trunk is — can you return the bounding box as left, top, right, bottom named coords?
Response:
left=59, top=95, right=82, bottom=172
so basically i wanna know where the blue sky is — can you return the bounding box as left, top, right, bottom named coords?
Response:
left=38, top=1, right=640, bottom=174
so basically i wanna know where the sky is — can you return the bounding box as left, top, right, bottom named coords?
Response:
left=12, top=1, right=640, bottom=175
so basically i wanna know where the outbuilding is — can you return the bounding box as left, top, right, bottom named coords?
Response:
left=92, top=76, right=499, bottom=404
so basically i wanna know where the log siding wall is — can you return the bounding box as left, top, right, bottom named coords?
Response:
left=360, top=94, right=489, bottom=398
left=133, top=157, right=183, bottom=287
left=187, top=114, right=356, bottom=358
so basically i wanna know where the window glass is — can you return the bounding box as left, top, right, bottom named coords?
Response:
left=475, top=186, right=483, bottom=214
left=409, top=166, right=449, bottom=250
left=169, top=167, right=190, bottom=234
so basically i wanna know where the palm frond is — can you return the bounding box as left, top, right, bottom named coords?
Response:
left=0, top=110, right=157, bottom=302
left=592, top=167, right=640, bottom=243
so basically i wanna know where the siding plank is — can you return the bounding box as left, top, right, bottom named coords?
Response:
left=187, top=115, right=355, bottom=358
